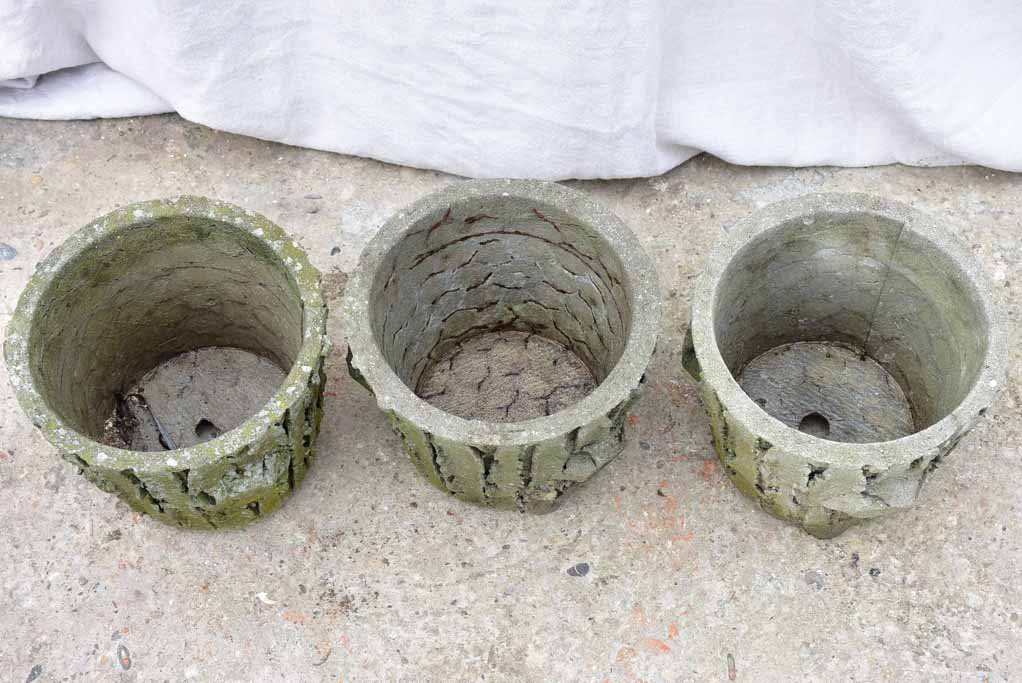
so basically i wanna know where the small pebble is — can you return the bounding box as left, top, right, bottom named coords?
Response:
left=869, top=567, right=881, bottom=577
left=330, top=246, right=341, bottom=256
left=804, top=569, right=824, bottom=590
left=306, top=205, right=320, bottom=214
left=566, top=562, right=590, bottom=577
left=26, top=665, right=43, bottom=683
left=118, top=644, right=131, bottom=670
left=0, top=243, right=17, bottom=260
left=304, top=193, right=322, bottom=200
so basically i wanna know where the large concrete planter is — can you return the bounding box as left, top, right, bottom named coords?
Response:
left=683, top=194, right=1007, bottom=538
left=5, top=197, right=328, bottom=529
left=343, top=180, right=661, bottom=511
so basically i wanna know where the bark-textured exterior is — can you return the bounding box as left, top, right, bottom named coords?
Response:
left=381, top=383, right=642, bottom=512
left=344, top=180, right=661, bottom=511
left=4, top=196, right=328, bottom=529
left=683, top=194, right=1007, bottom=538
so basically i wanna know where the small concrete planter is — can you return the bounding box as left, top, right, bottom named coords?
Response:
left=5, top=197, right=328, bottom=529
left=683, top=194, right=1006, bottom=538
left=344, top=180, right=660, bottom=511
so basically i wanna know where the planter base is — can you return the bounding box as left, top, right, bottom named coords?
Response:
left=417, top=330, right=596, bottom=423
left=737, top=341, right=915, bottom=444
left=103, top=346, right=287, bottom=451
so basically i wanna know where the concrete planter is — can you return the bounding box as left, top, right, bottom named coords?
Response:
left=344, top=180, right=661, bottom=511
left=683, top=194, right=1007, bottom=538
left=5, top=197, right=328, bottom=529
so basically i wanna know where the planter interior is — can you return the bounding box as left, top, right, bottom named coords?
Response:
left=30, top=216, right=302, bottom=450
left=715, top=211, right=989, bottom=443
left=371, top=197, right=631, bottom=422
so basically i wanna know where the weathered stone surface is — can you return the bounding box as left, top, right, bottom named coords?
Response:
left=683, top=193, right=1007, bottom=538
left=4, top=196, right=329, bottom=529
left=344, top=179, right=660, bottom=511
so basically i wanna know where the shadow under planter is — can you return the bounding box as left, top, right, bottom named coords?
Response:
left=4, top=196, right=328, bottom=529
left=683, top=193, right=1007, bottom=538
left=344, top=180, right=661, bottom=511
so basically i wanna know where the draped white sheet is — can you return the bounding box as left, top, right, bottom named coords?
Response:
left=2, top=1, right=1021, bottom=179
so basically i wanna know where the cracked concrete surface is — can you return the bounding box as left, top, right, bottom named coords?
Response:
left=1, top=115, right=1020, bottom=681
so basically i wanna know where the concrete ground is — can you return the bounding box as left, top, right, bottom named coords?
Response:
left=0, top=115, right=1019, bottom=683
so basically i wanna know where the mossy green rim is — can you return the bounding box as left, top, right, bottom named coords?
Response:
left=4, top=195, right=328, bottom=478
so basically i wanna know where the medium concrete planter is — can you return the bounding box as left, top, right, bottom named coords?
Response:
left=683, top=194, right=1007, bottom=538
left=5, top=197, right=328, bottom=529
left=344, top=180, right=661, bottom=511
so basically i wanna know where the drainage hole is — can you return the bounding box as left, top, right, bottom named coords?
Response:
left=195, top=419, right=222, bottom=443
left=798, top=412, right=830, bottom=438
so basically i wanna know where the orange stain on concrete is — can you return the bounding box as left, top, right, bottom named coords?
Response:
left=616, top=646, right=637, bottom=662
left=626, top=499, right=694, bottom=546
left=662, top=494, right=679, bottom=515
left=700, top=459, right=717, bottom=481
left=627, top=414, right=641, bottom=426
left=631, top=604, right=648, bottom=625
left=665, top=381, right=688, bottom=407
left=644, top=638, right=672, bottom=654
left=667, top=623, right=679, bottom=640
left=674, top=528, right=695, bottom=543
left=282, top=610, right=307, bottom=625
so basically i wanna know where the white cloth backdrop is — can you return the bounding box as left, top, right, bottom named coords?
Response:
left=2, top=1, right=1021, bottom=179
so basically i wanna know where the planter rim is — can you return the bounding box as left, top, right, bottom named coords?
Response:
left=690, top=192, right=1008, bottom=466
left=343, top=179, right=661, bottom=446
left=4, top=195, right=327, bottom=476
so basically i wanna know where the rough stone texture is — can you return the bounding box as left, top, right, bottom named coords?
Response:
left=737, top=341, right=916, bottom=443
left=418, top=330, right=596, bottom=422
left=1, top=116, right=1020, bottom=681
left=4, top=196, right=329, bottom=529
left=116, top=347, right=287, bottom=451
left=683, top=194, right=1008, bottom=538
left=343, top=180, right=661, bottom=511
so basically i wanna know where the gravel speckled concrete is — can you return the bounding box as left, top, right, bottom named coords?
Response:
left=1, top=115, right=1020, bottom=682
